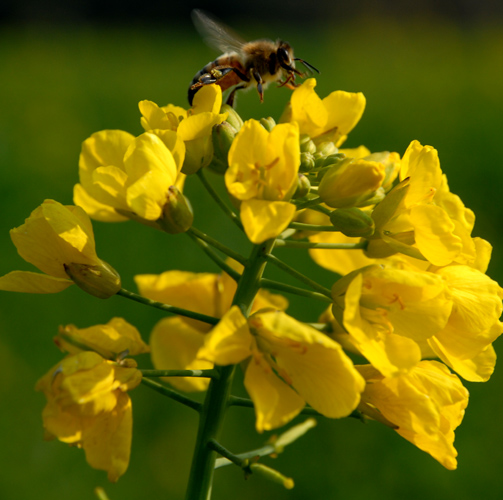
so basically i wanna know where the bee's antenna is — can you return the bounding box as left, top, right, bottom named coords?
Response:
left=294, top=58, right=320, bottom=74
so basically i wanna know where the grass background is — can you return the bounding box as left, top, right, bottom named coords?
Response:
left=1, top=11, right=503, bottom=500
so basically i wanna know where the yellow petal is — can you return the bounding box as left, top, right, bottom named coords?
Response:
left=191, top=84, right=223, bottom=115
left=139, top=100, right=175, bottom=131
left=244, top=357, right=305, bottom=433
left=81, top=392, right=133, bottom=482
left=150, top=316, right=212, bottom=392
left=322, top=90, right=366, bottom=138
left=74, top=183, right=128, bottom=222
left=252, top=310, right=365, bottom=418
left=290, top=78, right=327, bottom=137
left=240, top=199, right=296, bottom=244
left=0, top=270, right=72, bottom=293
left=197, top=306, right=252, bottom=365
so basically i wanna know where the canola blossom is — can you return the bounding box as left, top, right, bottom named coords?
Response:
left=1, top=74, right=501, bottom=498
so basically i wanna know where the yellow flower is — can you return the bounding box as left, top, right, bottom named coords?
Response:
left=139, top=84, right=227, bottom=174
left=369, top=141, right=476, bottom=266
left=0, top=200, right=120, bottom=298
left=281, top=78, right=366, bottom=146
left=427, top=264, right=503, bottom=382
left=332, top=262, right=453, bottom=378
left=74, top=129, right=186, bottom=226
left=357, top=361, right=469, bottom=470
left=197, top=306, right=365, bottom=432
left=226, top=119, right=300, bottom=243
left=35, top=351, right=142, bottom=481
left=55, top=317, right=150, bottom=359
left=135, top=264, right=288, bottom=392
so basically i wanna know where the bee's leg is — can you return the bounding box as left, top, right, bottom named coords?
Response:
left=252, top=71, right=264, bottom=102
left=226, top=84, right=246, bottom=107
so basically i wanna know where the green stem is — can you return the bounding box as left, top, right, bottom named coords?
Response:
left=188, top=227, right=247, bottom=265
left=288, top=222, right=341, bottom=232
left=117, top=289, right=219, bottom=325
left=197, top=169, right=243, bottom=230
left=292, top=196, right=322, bottom=210
left=186, top=231, right=241, bottom=281
left=207, top=439, right=247, bottom=468
left=275, top=239, right=367, bottom=250
left=260, top=278, right=333, bottom=303
left=141, top=378, right=202, bottom=412
left=265, top=254, right=332, bottom=297
left=184, top=239, right=276, bottom=500
left=140, top=369, right=221, bottom=379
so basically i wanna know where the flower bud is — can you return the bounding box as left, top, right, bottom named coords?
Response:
left=249, top=463, right=294, bottom=490
left=220, top=104, right=243, bottom=131
left=260, top=116, right=276, bottom=132
left=300, top=152, right=316, bottom=172
left=293, top=174, right=311, bottom=199
left=208, top=121, right=238, bottom=174
left=64, top=260, right=121, bottom=299
left=182, top=135, right=213, bottom=175
left=299, top=134, right=316, bottom=154
left=329, top=207, right=375, bottom=237
left=158, top=185, right=194, bottom=234
left=318, top=158, right=386, bottom=208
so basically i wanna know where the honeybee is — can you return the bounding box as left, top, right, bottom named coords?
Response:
left=189, top=9, right=319, bottom=106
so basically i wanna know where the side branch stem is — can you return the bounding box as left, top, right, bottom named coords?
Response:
left=275, top=239, right=368, bottom=250
left=260, top=278, right=333, bottom=303
left=141, top=378, right=202, bottom=412
left=265, top=254, right=332, bottom=297
left=188, top=227, right=246, bottom=265
left=141, top=369, right=221, bottom=379
left=117, top=289, right=219, bottom=325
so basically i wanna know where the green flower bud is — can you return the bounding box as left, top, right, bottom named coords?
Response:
left=299, top=134, right=316, bottom=154
left=208, top=121, right=238, bottom=174
left=316, top=141, right=338, bottom=157
left=329, top=207, right=375, bottom=237
left=260, top=116, right=276, bottom=132
left=293, top=174, right=311, bottom=199
left=220, top=104, right=243, bottom=131
left=64, top=260, right=121, bottom=299
left=158, top=186, right=194, bottom=234
left=249, top=463, right=294, bottom=490
left=300, top=152, right=316, bottom=172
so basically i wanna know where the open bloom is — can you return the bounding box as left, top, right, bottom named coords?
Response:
left=197, top=306, right=365, bottom=432
left=280, top=78, right=366, bottom=146
left=357, top=361, right=469, bottom=470
left=74, top=128, right=186, bottom=226
left=135, top=264, right=288, bottom=392
left=36, top=351, right=142, bottom=481
left=0, top=200, right=120, bottom=297
left=139, top=84, right=227, bottom=174
left=369, top=140, right=477, bottom=266
left=226, top=119, right=300, bottom=243
left=332, top=262, right=453, bottom=378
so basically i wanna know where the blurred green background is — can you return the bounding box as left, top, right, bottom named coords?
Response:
left=1, top=3, right=503, bottom=499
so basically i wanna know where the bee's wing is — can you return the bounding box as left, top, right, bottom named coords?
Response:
left=191, top=9, right=246, bottom=54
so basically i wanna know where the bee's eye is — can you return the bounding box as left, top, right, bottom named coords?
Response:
left=277, top=47, right=290, bottom=65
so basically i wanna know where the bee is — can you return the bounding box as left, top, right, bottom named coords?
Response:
left=188, top=9, right=319, bottom=106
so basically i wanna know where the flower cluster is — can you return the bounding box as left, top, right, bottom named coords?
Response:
left=1, top=75, right=501, bottom=486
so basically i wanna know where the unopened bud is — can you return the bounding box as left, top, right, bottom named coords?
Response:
left=300, top=152, right=316, bottom=172
left=220, top=104, right=243, bottom=131
left=158, top=185, right=194, bottom=234
left=64, top=260, right=121, bottom=299
left=208, top=121, right=238, bottom=174
left=329, top=207, right=375, bottom=237
left=299, top=134, right=316, bottom=154
left=249, top=463, right=294, bottom=490
left=316, top=141, right=338, bottom=157
left=293, top=174, right=311, bottom=199
left=260, top=116, right=276, bottom=132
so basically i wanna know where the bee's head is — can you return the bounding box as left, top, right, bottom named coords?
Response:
left=276, top=41, right=295, bottom=71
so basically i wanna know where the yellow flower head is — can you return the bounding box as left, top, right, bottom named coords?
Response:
left=369, top=141, right=477, bottom=267
left=427, top=264, right=503, bottom=382
left=139, top=85, right=228, bottom=174
left=197, top=306, right=365, bottom=432
left=74, top=129, right=186, bottom=225
left=134, top=262, right=288, bottom=392
left=226, top=119, right=300, bottom=243
left=0, top=200, right=120, bottom=297
left=282, top=78, right=366, bottom=145
left=332, top=262, right=453, bottom=377
left=55, top=317, right=150, bottom=359
left=35, top=351, right=142, bottom=481
left=357, top=361, right=469, bottom=470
